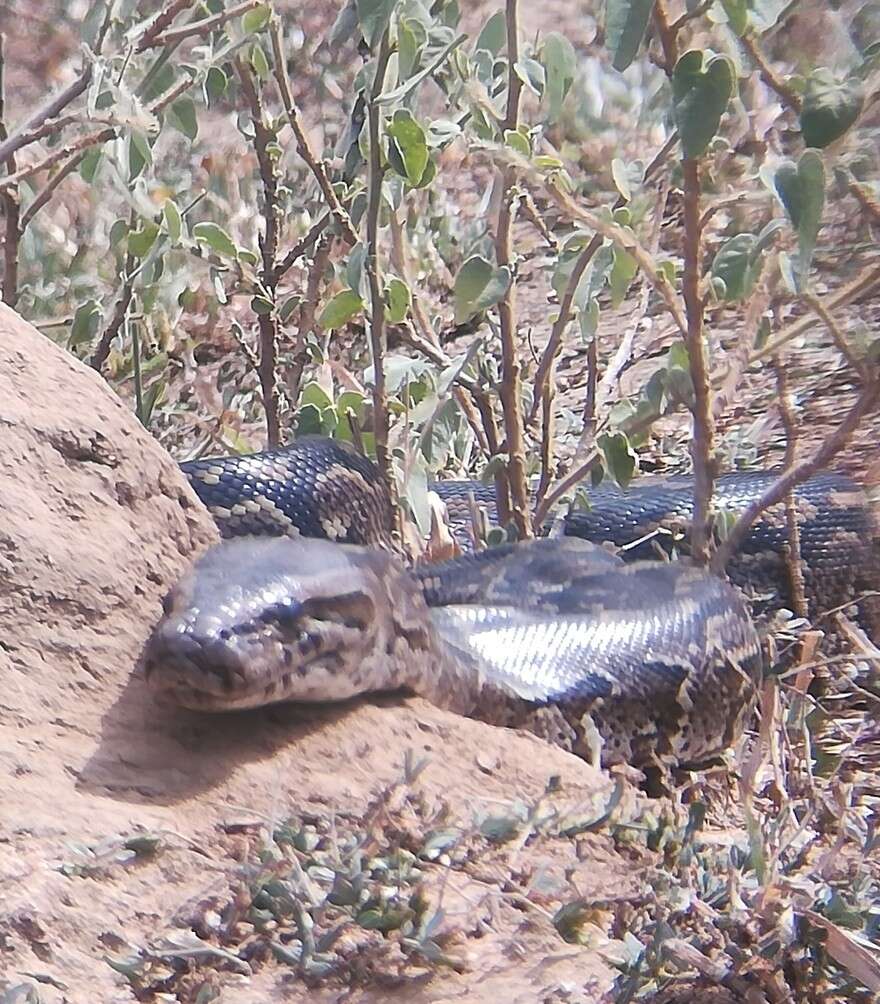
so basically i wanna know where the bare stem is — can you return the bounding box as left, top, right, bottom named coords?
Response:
left=136, top=0, right=197, bottom=51
left=494, top=0, right=532, bottom=539
left=273, top=212, right=329, bottom=281
left=365, top=34, right=397, bottom=522
left=91, top=219, right=136, bottom=371
left=802, top=290, right=868, bottom=379
left=738, top=33, right=802, bottom=113
left=235, top=59, right=281, bottom=447
left=652, top=0, right=678, bottom=72
left=0, top=66, right=93, bottom=166
left=0, top=34, right=20, bottom=306
left=526, top=132, right=678, bottom=431
left=748, top=262, right=880, bottom=366
left=681, top=157, right=715, bottom=563
left=0, top=127, right=117, bottom=192
left=147, top=0, right=260, bottom=47
left=773, top=356, right=807, bottom=619
left=269, top=15, right=357, bottom=245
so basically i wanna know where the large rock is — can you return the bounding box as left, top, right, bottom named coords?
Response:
left=0, top=305, right=625, bottom=1002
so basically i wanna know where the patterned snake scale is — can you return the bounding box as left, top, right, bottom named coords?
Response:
left=144, top=437, right=880, bottom=768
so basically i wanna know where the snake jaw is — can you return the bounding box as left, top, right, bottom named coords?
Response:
left=143, top=537, right=420, bottom=712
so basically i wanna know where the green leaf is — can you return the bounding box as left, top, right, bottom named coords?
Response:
left=504, top=128, right=531, bottom=157
left=606, top=0, right=654, bottom=72
left=474, top=10, right=506, bottom=55
left=397, top=17, right=423, bottom=79
left=611, top=162, right=630, bottom=202
left=386, top=109, right=431, bottom=187
left=69, top=299, right=102, bottom=347
left=598, top=432, right=637, bottom=487
left=204, top=66, right=228, bottom=106
left=384, top=276, right=411, bottom=323
left=162, top=200, right=182, bottom=242
left=453, top=255, right=512, bottom=324
left=242, top=3, right=271, bottom=33
left=193, top=222, right=238, bottom=258
left=296, top=402, right=329, bottom=436
left=167, top=98, right=198, bottom=140
left=609, top=247, right=637, bottom=306
left=109, top=218, right=129, bottom=247
left=672, top=50, right=735, bottom=158
left=128, top=221, right=159, bottom=258
left=800, top=70, right=863, bottom=148
left=514, top=58, right=545, bottom=97
left=301, top=380, right=334, bottom=411
left=346, top=243, right=368, bottom=298
left=356, top=0, right=396, bottom=48
left=127, top=129, right=152, bottom=180
left=542, top=32, right=576, bottom=123
left=719, top=0, right=749, bottom=36
left=318, top=289, right=364, bottom=329
left=773, top=151, right=824, bottom=291
left=710, top=234, right=758, bottom=301
left=249, top=40, right=270, bottom=79
left=251, top=294, right=274, bottom=315
left=79, top=146, right=103, bottom=183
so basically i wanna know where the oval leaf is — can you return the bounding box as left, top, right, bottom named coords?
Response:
left=800, top=70, right=863, bottom=148
left=672, top=50, right=735, bottom=159
left=605, top=0, right=654, bottom=72
left=192, top=222, right=238, bottom=258
left=318, top=289, right=364, bottom=329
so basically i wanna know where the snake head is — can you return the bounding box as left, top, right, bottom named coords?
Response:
left=143, top=537, right=412, bottom=711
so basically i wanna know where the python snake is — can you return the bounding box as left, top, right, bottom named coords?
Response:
left=144, top=437, right=880, bottom=768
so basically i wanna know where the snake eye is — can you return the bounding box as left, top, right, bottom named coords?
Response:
left=301, top=592, right=375, bottom=632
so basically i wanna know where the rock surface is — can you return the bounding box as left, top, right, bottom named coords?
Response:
left=0, top=304, right=627, bottom=1001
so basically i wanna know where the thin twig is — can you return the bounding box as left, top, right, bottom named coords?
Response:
left=147, top=0, right=260, bottom=48
left=494, top=0, right=531, bottom=539
left=0, top=35, right=20, bottom=306
left=292, top=234, right=333, bottom=407
left=747, top=262, right=880, bottom=366
left=0, top=127, right=117, bottom=192
left=714, top=252, right=778, bottom=415
left=773, top=356, right=808, bottom=618
left=235, top=58, right=282, bottom=447
left=710, top=372, right=880, bottom=574
left=651, top=0, right=678, bottom=73
left=533, top=408, right=663, bottom=526
left=847, top=178, right=880, bottom=226
left=20, top=150, right=86, bottom=230
left=681, top=157, right=715, bottom=564
left=801, top=290, right=868, bottom=379
left=738, top=33, right=802, bottom=113
left=90, top=217, right=136, bottom=370
left=364, top=32, right=398, bottom=528
left=526, top=132, right=679, bottom=430
left=273, top=212, right=330, bottom=281
left=269, top=14, right=357, bottom=245
left=0, top=65, right=93, bottom=166
left=542, top=176, right=687, bottom=335
left=136, top=0, right=196, bottom=51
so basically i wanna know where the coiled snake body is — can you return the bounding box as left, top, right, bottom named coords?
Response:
left=144, top=438, right=880, bottom=768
